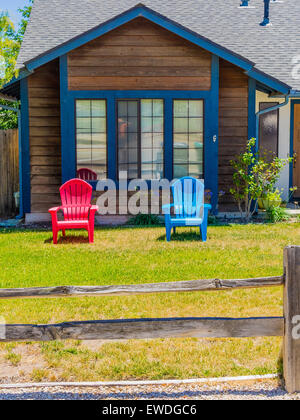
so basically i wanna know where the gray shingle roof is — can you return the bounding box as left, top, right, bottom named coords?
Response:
left=17, top=0, right=300, bottom=90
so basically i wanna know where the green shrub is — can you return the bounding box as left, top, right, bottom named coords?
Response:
left=128, top=213, right=162, bottom=226
left=266, top=206, right=290, bottom=223
left=230, top=138, right=292, bottom=222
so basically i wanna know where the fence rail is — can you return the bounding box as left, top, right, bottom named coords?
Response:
left=0, top=129, right=19, bottom=217
left=0, top=246, right=299, bottom=393
left=2, top=317, right=284, bottom=343
left=0, top=275, right=284, bottom=299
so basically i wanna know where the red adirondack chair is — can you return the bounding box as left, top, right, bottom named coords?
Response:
left=77, top=168, right=97, bottom=181
left=49, top=179, right=98, bottom=244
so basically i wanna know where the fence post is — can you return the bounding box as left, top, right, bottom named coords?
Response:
left=283, top=246, right=300, bottom=393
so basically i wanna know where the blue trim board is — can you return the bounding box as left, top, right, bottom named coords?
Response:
left=20, top=78, right=30, bottom=214
left=22, top=5, right=289, bottom=95
left=248, top=78, right=256, bottom=148
left=290, top=100, right=300, bottom=191
left=107, top=96, right=117, bottom=181
left=205, top=54, right=219, bottom=214
left=60, top=55, right=76, bottom=183
left=246, top=68, right=289, bottom=95
left=164, top=97, right=173, bottom=181
left=68, top=90, right=211, bottom=100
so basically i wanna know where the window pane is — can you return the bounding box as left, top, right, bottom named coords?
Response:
left=142, top=149, right=152, bottom=164
left=128, top=166, right=139, bottom=179
left=174, top=100, right=188, bottom=117
left=174, top=134, right=188, bottom=148
left=94, top=165, right=107, bottom=179
left=128, top=133, right=138, bottom=148
left=153, top=117, right=164, bottom=133
left=92, top=149, right=106, bottom=166
left=189, top=163, right=203, bottom=178
left=174, top=164, right=188, bottom=178
left=189, top=101, right=203, bottom=117
left=92, top=100, right=106, bottom=117
left=118, top=132, right=128, bottom=148
left=77, top=148, right=92, bottom=165
left=76, top=100, right=107, bottom=180
left=127, top=117, right=138, bottom=133
left=174, top=118, right=188, bottom=133
left=92, top=133, right=106, bottom=148
left=76, top=117, right=91, bottom=131
left=153, top=133, right=164, bottom=148
left=92, top=118, right=106, bottom=133
left=189, top=118, right=203, bottom=133
left=153, top=100, right=164, bottom=117
left=141, top=164, right=153, bottom=180
left=128, top=101, right=138, bottom=117
left=153, top=149, right=163, bottom=164
left=77, top=101, right=91, bottom=117
left=118, top=149, right=128, bottom=164
left=118, top=101, right=127, bottom=117
left=259, top=102, right=279, bottom=158
left=141, top=100, right=152, bottom=117
left=189, top=148, right=203, bottom=164
left=189, top=133, right=203, bottom=148
left=77, top=133, right=91, bottom=148
left=141, top=117, right=152, bottom=132
left=141, top=133, right=152, bottom=148
left=174, top=148, right=188, bottom=164
left=173, top=99, right=204, bottom=179
left=128, top=148, right=138, bottom=164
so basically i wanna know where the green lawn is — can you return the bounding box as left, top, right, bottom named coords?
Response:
left=0, top=222, right=298, bottom=382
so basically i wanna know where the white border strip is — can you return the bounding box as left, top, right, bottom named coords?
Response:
left=0, top=374, right=279, bottom=389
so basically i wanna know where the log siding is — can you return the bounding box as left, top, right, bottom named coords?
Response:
left=218, top=59, right=249, bottom=210
left=28, top=60, right=61, bottom=212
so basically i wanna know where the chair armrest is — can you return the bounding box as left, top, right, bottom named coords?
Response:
left=90, top=205, right=99, bottom=214
left=48, top=206, right=61, bottom=214
left=204, top=204, right=212, bottom=210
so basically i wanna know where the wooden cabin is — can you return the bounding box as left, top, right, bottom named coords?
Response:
left=1, top=1, right=299, bottom=222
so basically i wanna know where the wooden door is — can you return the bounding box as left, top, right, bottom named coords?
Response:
left=293, top=104, right=300, bottom=198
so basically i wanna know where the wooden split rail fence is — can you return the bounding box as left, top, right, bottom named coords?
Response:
left=0, top=246, right=300, bottom=393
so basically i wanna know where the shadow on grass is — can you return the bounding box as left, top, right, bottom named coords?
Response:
left=157, top=230, right=203, bottom=242
left=44, top=235, right=90, bottom=245
left=157, top=224, right=232, bottom=242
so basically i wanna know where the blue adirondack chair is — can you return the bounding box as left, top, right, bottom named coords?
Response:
left=163, top=177, right=211, bottom=242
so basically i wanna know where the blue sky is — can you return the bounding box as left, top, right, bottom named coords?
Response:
left=1, top=0, right=28, bottom=27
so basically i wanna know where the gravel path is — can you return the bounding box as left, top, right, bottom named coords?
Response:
left=0, top=379, right=299, bottom=400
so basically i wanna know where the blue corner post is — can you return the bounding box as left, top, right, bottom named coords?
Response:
left=248, top=78, right=257, bottom=149
left=20, top=78, right=31, bottom=214
left=205, top=54, right=219, bottom=214
left=60, top=54, right=76, bottom=183
left=107, top=95, right=117, bottom=182
left=164, top=97, right=173, bottom=181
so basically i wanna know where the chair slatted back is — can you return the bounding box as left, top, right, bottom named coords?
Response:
left=59, top=179, right=92, bottom=221
left=77, top=168, right=97, bottom=181
left=172, top=177, right=204, bottom=220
